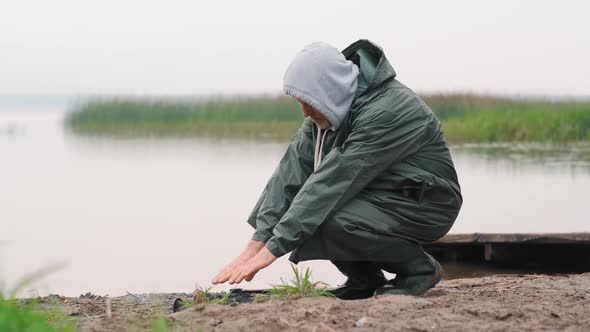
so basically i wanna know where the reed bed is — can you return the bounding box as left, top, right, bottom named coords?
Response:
left=65, top=94, right=590, bottom=143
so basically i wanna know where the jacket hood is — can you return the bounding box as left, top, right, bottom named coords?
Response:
left=283, top=42, right=359, bottom=130
left=342, top=39, right=397, bottom=98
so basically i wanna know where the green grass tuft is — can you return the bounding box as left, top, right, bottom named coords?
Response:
left=210, top=289, right=234, bottom=305
left=0, top=296, right=76, bottom=332
left=0, top=264, right=75, bottom=332
left=181, top=286, right=235, bottom=309
left=268, top=264, right=334, bottom=300
left=151, top=316, right=169, bottom=332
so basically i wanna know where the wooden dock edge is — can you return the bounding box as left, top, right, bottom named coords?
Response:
left=434, top=232, right=590, bottom=244
left=423, top=232, right=590, bottom=274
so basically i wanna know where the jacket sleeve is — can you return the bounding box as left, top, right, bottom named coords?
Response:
left=247, top=118, right=315, bottom=243
left=265, top=106, right=437, bottom=257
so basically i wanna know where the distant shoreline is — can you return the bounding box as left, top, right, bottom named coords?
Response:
left=61, top=93, right=590, bottom=144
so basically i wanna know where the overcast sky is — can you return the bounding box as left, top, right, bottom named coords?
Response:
left=1, top=0, right=589, bottom=97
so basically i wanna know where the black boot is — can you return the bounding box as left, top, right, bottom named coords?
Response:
left=374, top=253, right=443, bottom=297
left=328, top=261, right=387, bottom=300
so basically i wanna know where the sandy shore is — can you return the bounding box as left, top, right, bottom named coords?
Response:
left=37, top=273, right=590, bottom=331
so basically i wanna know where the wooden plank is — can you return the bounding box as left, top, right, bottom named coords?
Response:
left=433, top=233, right=590, bottom=244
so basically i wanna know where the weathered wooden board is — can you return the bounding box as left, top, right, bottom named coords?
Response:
left=424, top=232, right=590, bottom=273
left=435, top=233, right=590, bottom=244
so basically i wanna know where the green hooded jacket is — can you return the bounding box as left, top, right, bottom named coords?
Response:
left=247, top=40, right=462, bottom=262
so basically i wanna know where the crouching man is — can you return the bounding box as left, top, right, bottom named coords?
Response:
left=212, top=39, right=462, bottom=299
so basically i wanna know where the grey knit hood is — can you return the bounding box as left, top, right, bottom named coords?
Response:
left=283, top=42, right=359, bottom=131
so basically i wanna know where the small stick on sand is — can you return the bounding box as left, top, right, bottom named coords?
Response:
left=105, top=297, right=112, bottom=319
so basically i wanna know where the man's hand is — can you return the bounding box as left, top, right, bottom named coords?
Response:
left=211, top=240, right=264, bottom=284
left=211, top=245, right=277, bottom=285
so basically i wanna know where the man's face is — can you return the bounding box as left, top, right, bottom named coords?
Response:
left=298, top=100, right=331, bottom=129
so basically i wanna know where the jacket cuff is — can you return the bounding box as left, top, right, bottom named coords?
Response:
left=251, top=230, right=272, bottom=243
left=246, top=215, right=257, bottom=230
left=265, top=236, right=288, bottom=258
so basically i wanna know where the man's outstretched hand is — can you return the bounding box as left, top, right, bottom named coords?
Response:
left=211, top=240, right=277, bottom=285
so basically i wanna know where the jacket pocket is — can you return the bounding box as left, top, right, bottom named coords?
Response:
left=395, top=172, right=432, bottom=204
left=395, top=172, right=456, bottom=207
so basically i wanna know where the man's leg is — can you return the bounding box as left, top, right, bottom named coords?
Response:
left=288, top=194, right=444, bottom=297
left=329, top=261, right=387, bottom=300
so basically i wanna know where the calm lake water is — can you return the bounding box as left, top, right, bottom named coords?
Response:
left=1, top=104, right=589, bottom=297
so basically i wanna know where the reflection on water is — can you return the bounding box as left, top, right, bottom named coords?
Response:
left=1, top=106, right=589, bottom=297
left=454, top=143, right=590, bottom=175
